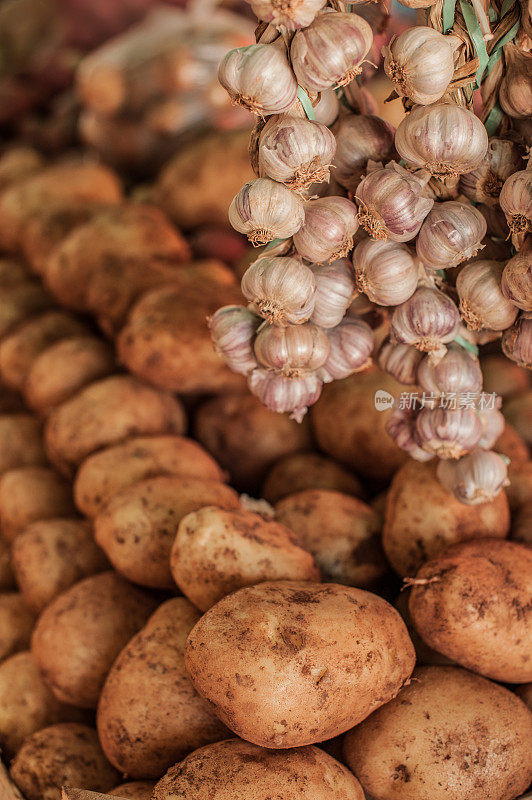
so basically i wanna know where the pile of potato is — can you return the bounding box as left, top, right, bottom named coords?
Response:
left=0, top=148, right=530, bottom=800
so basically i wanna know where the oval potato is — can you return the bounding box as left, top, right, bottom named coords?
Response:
left=0, top=466, right=75, bottom=542
left=0, top=282, right=53, bottom=338
left=262, top=453, right=364, bottom=504
left=109, top=783, right=155, bottom=799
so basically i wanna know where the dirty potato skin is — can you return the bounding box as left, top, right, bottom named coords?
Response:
left=262, top=453, right=364, bottom=504
left=184, top=581, right=415, bottom=748
left=0, top=467, right=75, bottom=542
left=0, top=593, right=36, bottom=661
left=275, top=490, right=388, bottom=589
left=409, top=539, right=532, bottom=683
left=171, top=507, right=320, bottom=611
left=94, top=477, right=239, bottom=589
left=97, top=599, right=228, bottom=779
left=152, top=739, right=365, bottom=800
left=343, top=666, right=532, bottom=800
left=383, top=460, right=510, bottom=577
left=31, top=571, right=157, bottom=708
left=10, top=723, right=119, bottom=800
left=109, top=782, right=155, bottom=799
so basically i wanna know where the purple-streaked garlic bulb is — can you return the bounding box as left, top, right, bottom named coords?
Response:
left=386, top=406, right=434, bottom=461
left=415, top=407, right=483, bottom=459
left=390, top=286, right=460, bottom=359
left=456, top=260, right=519, bottom=332
left=248, top=368, right=322, bottom=421
left=208, top=305, right=261, bottom=375
left=229, top=178, right=304, bottom=245
left=383, top=27, right=457, bottom=106
left=459, top=138, right=525, bottom=206
left=218, top=43, right=298, bottom=116
left=501, top=239, right=532, bottom=312
left=293, top=196, right=359, bottom=262
left=332, top=114, right=396, bottom=193
left=416, top=343, right=483, bottom=396
left=241, top=256, right=316, bottom=325
left=254, top=321, right=330, bottom=376
left=352, top=238, right=418, bottom=306
left=477, top=407, right=505, bottom=450
left=378, top=339, right=423, bottom=385
left=416, top=201, right=487, bottom=270
left=310, top=258, right=356, bottom=328
left=437, top=449, right=509, bottom=504
left=247, top=0, right=327, bottom=31
left=317, top=317, right=373, bottom=382
left=502, top=315, right=532, bottom=369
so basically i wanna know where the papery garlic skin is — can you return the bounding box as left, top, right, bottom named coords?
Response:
left=248, top=368, right=322, bottom=421
left=437, top=449, right=509, bottom=504
left=501, top=241, right=532, bottom=312
left=459, top=138, right=525, bottom=207
left=208, top=305, right=261, bottom=375
left=355, top=161, right=433, bottom=242
left=247, top=0, right=327, bottom=32
left=293, top=196, right=359, bottom=262
left=502, top=315, right=532, bottom=369
left=390, top=286, right=460, bottom=358
left=478, top=203, right=510, bottom=240
left=456, top=260, right=519, bottom=332
left=499, top=169, right=532, bottom=237
left=254, top=321, right=330, bottom=375
left=383, top=27, right=456, bottom=105
left=477, top=407, right=505, bottom=450
left=378, top=339, right=423, bottom=385
left=352, top=238, right=418, bottom=306
left=415, top=407, right=482, bottom=459
left=241, top=255, right=316, bottom=326
left=258, top=115, right=336, bottom=191
left=229, top=178, right=304, bottom=245
left=416, top=201, right=487, bottom=270
left=311, top=88, right=340, bottom=126
left=310, top=258, right=356, bottom=328
left=395, top=103, right=488, bottom=177
left=317, top=317, right=373, bottom=382
left=332, top=114, right=396, bottom=193
left=291, top=12, right=373, bottom=93
left=385, top=406, right=434, bottom=461
left=218, top=43, right=298, bottom=116
left=499, top=43, right=532, bottom=120
left=417, top=343, right=483, bottom=396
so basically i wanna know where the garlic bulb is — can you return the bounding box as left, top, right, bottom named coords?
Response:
left=356, top=161, right=433, bottom=242
left=241, top=255, right=316, bottom=325
left=478, top=203, right=510, bottom=239
left=502, top=315, right=532, bottom=369
left=477, top=407, right=505, bottom=450
left=437, top=449, right=509, bottom=504
left=254, top=321, right=330, bottom=375
left=343, top=82, right=379, bottom=115
left=218, top=43, right=298, bottom=116
left=417, top=343, right=483, bottom=396
left=395, top=103, right=488, bottom=176
left=248, top=368, right=322, bottom=421
left=456, top=260, right=519, bottom=331
left=390, top=286, right=460, bottom=358
left=499, top=169, right=532, bottom=238
left=459, top=138, right=525, bottom=206
left=415, top=407, right=482, bottom=459
left=501, top=241, right=532, bottom=312
left=352, top=238, right=418, bottom=306
left=378, top=339, right=423, bottom=385
left=416, top=201, right=487, bottom=269
left=317, top=317, right=373, bottom=382
left=229, top=178, right=305, bottom=245
left=258, top=115, right=336, bottom=191
left=293, top=197, right=359, bottom=262
left=385, top=407, right=434, bottom=461
left=383, top=27, right=456, bottom=105
left=499, top=43, right=532, bottom=120
left=291, top=12, right=373, bottom=92
left=312, top=88, right=340, bottom=126
left=208, top=305, right=261, bottom=375
left=310, top=258, right=356, bottom=328
left=332, top=114, right=396, bottom=193
left=247, top=0, right=327, bottom=32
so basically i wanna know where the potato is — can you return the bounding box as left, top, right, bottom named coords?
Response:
left=0, top=593, right=36, bottom=661
left=109, top=783, right=155, bottom=799
left=394, top=590, right=453, bottom=667
left=31, top=571, right=158, bottom=708
left=0, top=414, right=46, bottom=473
left=10, top=723, right=119, bottom=800
left=275, top=490, right=388, bottom=589
left=0, top=257, right=31, bottom=286
left=185, top=581, right=415, bottom=748
left=0, top=281, right=54, bottom=337
left=74, top=435, right=225, bottom=518
left=506, top=460, right=532, bottom=510
left=515, top=683, right=532, bottom=711
left=513, top=499, right=532, bottom=544
left=262, top=453, right=364, bottom=504
left=0, top=146, right=44, bottom=191
left=383, top=460, right=510, bottom=576
left=481, top=354, right=531, bottom=399
left=25, top=336, right=116, bottom=416
left=504, top=389, right=532, bottom=447
left=152, top=739, right=365, bottom=800
left=171, top=507, right=320, bottom=610
left=97, top=598, right=228, bottom=778
left=409, top=539, right=532, bottom=683
left=0, top=310, right=90, bottom=391
left=495, top=423, right=530, bottom=463
left=0, top=466, right=75, bottom=542
left=94, top=477, right=239, bottom=588
left=194, top=394, right=312, bottom=492
left=44, top=375, right=186, bottom=477
left=311, top=369, right=408, bottom=484
left=12, top=519, right=109, bottom=612
left=343, top=666, right=532, bottom=800
left=0, top=651, right=87, bottom=757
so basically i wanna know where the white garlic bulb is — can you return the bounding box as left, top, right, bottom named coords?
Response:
left=312, top=88, right=340, bottom=126
left=254, top=321, right=330, bottom=375
left=247, top=0, right=327, bottom=32
left=352, top=238, right=418, bottom=306
left=208, top=305, right=261, bottom=375
left=499, top=43, right=532, bottom=120
left=499, top=168, right=532, bottom=240
left=317, top=317, right=373, bottom=382
left=502, top=315, right=532, bottom=369
left=416, top=201, right=487, bottom=270
left=477, top=407, right=505, bottom=450
left=378, top=339, right=423, bottom=385
left=385, top=407, right=434, bottom=461
left=241, top=255, right=316, bottom=325
left=293, top=196, right=359, bottom=262
left=437, top=449, right=509, bottom=504
left=248, top=368, right=322, bottom=421
left=460, top=138, right=525, bottom=207
left=415, top=407, right=482, bottom=459
left=332, top=114, right=396, bottom=193
left=456, top=260, right=519, bottom=331
left=395, top=103, right=488, bottom=176
left=390, top=286, right=460, bottom=358
left=218, top=43, right=298, bottom=116
left=310, top=258, right=356, bottom=328
left=229, top=178, right=305, bottom=245
left=417, top=343, right=483, bottom=396
left=501, top=241, right=532, bottom=312
left=383, top=27, right=457, bottom=105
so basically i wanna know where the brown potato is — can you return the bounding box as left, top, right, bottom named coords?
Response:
left=262, top=453, right=364, bottom=504
left=504, top=389, right=532, bottom=447
left=482, top=354, right=531, bottom=399
left=0, top=466, right=75, bottom=542
left=275, top=490, right=387, bottom=589
left=195, top=394, right=312, bottom=492
left=383, top=460, right=510, bottom=577
left=109, top=783, right=155, bottom=799
left=0, top=147, right=44, bottom=191
left=94, top=477, right=239, bottom=589
left=171, top=507, right=320, bottom=610
left=409, top=539, right=532, bottom=683
left=513, top=499, right=532, bottom=544
left=152, top=739, right=365, bottom=800
left=506, top=460, right=532, bottom=510
left=495, top=423, right=530, bottom=463
left=10, top=723, right=119, bottom=800
left=25, top=336, right=116, bottom=416
left=394, top=590, right=454, bottom=667
left=0, top=593, right=36, bottom=661
left=31, top=571, right=157, bottom=708
left=185, top=581, right=415, bottom=748
left=0, top=281, right=54, bottom=338
left=0, top=536, right=15, bottom=590
left=74, top=435, right=225, bottom=518
left=12, top=518, right=109, bottom=612
left=0, top=257, right=31, bottom=287
left=343, top=666, right=532, bottom=800
left=44, top=375, right=186, bottom=477
left=0, top=414, right=46, bottom=474
left=97, top=599, right=228, bottom=778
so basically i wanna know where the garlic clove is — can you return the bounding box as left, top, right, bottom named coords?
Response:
left=378, top=339, right=423, bottom=385
left=390, top=286, right=460, bottom=358
left=436, top=449, right=509, bottom=504
left=310, top=258, right=357, bottom=329
left=459, top=137, right=525, bottom=207
left=415, top=407, right=483, bottom=459
left=293, top=196, right=359, bottom=263
left=246, top=0, right=327, bottom=32
left=416, top=201, right=487, bottom=270
left=229, top=178, right=305, bottom=245
left=477, top=407, right=506, bottom=450
left=417, top=343, right=483, bottom=396
left=248, top=368, right=323, bottom=421
left=254, top=321, right=330, bottom=375
left=332, top=114, right=396, bottom=193
left=502, top=314, right=532, bottom=369
left=352, top=237, right=418, bottom=306
left=208, top=305, right=261, bottom=375
left=456, top=259, right=519, bottom=332
left=383, top=27, right=456, bottom=106
left=316, top=317, right=373, bottom=382
left=241, top=255, right=316, bottom=326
